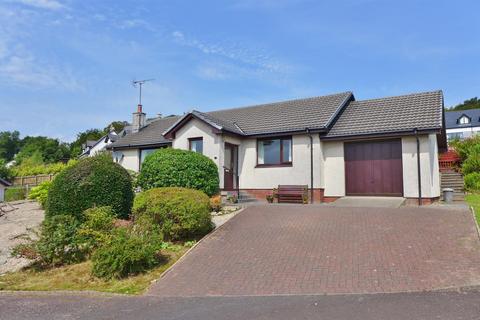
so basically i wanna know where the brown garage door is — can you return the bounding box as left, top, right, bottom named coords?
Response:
left=345, top=139, right=403, bottom=196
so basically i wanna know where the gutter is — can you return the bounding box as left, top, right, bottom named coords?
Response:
left=108, top=142, right=172, bottom=151
left=320, top=128, right=441, bottom=141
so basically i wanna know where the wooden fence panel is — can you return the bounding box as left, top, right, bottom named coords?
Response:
left=12, top=174, right=54, bottom=187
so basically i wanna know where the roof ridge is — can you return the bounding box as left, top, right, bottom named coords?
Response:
left=353, top=90, right=443, bottom=104
left=206, top=91, right=353, bottom=114
left=445, top=108, right=480, bottom=113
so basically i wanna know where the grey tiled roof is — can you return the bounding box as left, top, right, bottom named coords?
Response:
left=325, top=91, right=444, bottom=138
left=205, top=92, right=353, bottom=135
left=109, top=115, right=180, bottom=148
left=192, top=110, right=244, bottom=135
left=445, top=109, right=480, bottom=129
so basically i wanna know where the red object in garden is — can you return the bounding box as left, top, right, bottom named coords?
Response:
left=439, top=149, right=461, bottom=172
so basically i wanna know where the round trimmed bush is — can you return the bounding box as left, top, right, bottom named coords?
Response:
left=133, top=187, right=213, bottom=241
left=46, top=154, right=134, bottom=220
left=137, top=148, right=219, bottom=196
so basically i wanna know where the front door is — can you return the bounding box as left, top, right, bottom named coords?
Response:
left=224, top=143, right=237, bottom=190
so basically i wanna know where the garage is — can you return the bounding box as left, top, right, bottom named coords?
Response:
left=344, top=139, right=403, bottom=196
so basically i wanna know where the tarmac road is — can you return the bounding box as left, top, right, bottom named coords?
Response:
left=1, top=289, right=480, bottom=320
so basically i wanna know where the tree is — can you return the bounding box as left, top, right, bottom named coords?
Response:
left=0, top=131, right=21, bottom=162
left=104, top=121, right=128, bottom=134
left=15, top=136, right=70, bottom=164
left=449, top=97, right=480, bottom=111
left=0, top=159, right=12, bottom=180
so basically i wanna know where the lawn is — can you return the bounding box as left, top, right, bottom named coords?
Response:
left=466, top=194, right=480, bottom=225
left=0, top=245, right=188, bottom=295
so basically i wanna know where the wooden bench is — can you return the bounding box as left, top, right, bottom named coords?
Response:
left=277, top=185, right=308, bottom=204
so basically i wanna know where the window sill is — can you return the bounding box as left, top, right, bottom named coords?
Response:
left=255, top=163, right=293, bottom=168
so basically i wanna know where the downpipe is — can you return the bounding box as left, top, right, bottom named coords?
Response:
left=414, top=128, right=422, bottom=206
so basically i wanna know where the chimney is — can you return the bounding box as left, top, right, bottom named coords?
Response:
left=132, top=104, right=146, bottom=133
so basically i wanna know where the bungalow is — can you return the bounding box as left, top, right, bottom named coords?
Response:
left=109, top=90, right=446, bottom=204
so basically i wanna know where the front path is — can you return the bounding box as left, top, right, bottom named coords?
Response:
left=149, top=205, right=480, bottom=297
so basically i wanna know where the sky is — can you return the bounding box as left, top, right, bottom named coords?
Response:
left=0, top=0, right=479, bottom=142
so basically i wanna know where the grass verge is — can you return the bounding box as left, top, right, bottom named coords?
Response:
left=466, top=194, right=480, bottom=225
left=0, top=245, right=188, bottom=295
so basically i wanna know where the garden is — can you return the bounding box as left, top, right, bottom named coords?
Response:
left=0, top=149, right=226, bottom=294
left=451, top=136, right=480, bottom=222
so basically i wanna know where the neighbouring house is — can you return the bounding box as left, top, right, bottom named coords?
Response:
left=445, top=109, right=480, bottom=142
left=0, top=178, right=11, bottom=202
left=109, top=90, right=447, bottom=204
left=80, top=131, right=120, bottom=158
left=80, top=123, right=134, bottom=158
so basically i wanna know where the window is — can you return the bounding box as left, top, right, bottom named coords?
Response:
left=189, top=137, right=203, bottom=154
left=140, top=148, right=158, bottom=164
left=257, top=136, right=292, bottom=166
left=458, top=116, right=470, bottom=125
left=447, top=132, right=464, bottom=141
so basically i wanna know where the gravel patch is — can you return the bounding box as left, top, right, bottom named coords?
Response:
left=0, top=201, right=44, bottom=275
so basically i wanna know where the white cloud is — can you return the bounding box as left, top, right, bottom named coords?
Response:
left=172, top=30, right=291, bottom=75
left=0, top=3, right=81, bottom=90
left=230, top=0, right=308, bottom=10
left=12, top=0, right=65, bottom=10
left=116, top=18, right=152, bottom=30
left=196, top=65, right=231, bottom=80
left=0, top=53, right=81, bottom=90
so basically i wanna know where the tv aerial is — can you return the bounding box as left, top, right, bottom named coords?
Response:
left=132, top=79, right=155, bottom=105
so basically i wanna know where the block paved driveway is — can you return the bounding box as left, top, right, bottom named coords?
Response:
left=149, top=205, right=480, bottom=297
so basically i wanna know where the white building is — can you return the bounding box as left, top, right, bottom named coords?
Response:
left=109, top=91, right=446, bottom=204
left=445, top=109, right=480, bottom=142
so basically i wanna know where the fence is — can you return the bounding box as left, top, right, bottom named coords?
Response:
left=12, top=174, right=54, bottom=187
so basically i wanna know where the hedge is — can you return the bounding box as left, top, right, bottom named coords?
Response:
left=133, top=187, right=213, bottom=241
left=46, top=154, right=134, bottom=220
left=137, top=148, right=219, bottom=196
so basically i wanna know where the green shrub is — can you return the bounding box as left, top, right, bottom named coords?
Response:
left=36, top=215, right=84, bottom=266
left=46, top=154, right=133, bottom=220
left=77, top=206, right=116, bottom=253
left=91, top=228, right=164, bottom=279
left=138, top=148, right=219, bottom=196
left=5, top=187, right=26, bottom=202
left=462, top=145, right=480, bottom=175
left=28, top=181, right=52, bottom=208
left=11, top=242, right=39, bottom=260
left=133, top=187, right=213, bottom=241
left=451, top=135, right=480, bottom=161
left=465, top=172, right=480, bottom=191
left=10, top=159, right=77, bottom=177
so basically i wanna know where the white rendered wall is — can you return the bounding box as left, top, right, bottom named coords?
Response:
left=402, top=134, right=440, bottom=198
left=322, top=141, right=345, bottom=197
left=114, top=149, right=140, bottom=172
left=171, top=119, right=223, bottom=186
left=237, top=134, right=321, bottom=189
